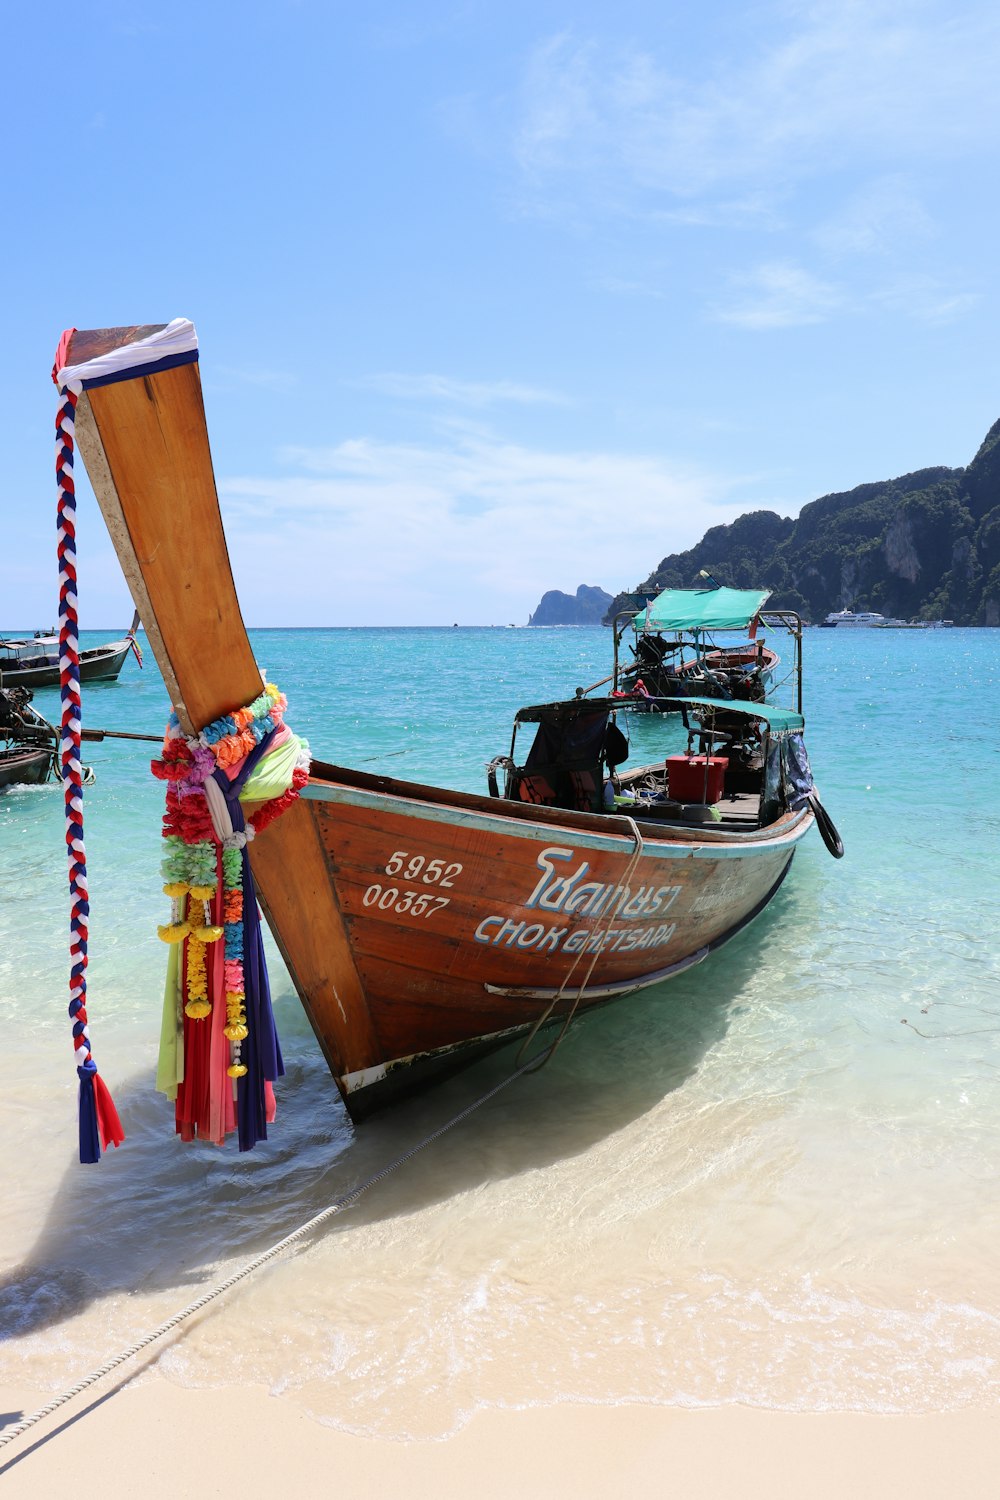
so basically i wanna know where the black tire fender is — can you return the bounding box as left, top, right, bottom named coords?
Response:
left=807, top=794, right=844, bottom=858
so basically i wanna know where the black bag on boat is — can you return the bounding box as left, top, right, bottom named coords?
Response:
left=516, top=708, right=619, bottom=813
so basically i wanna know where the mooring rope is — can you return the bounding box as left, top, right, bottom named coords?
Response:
left=516, top=813, right=646, bottom=1070
left=0, top=1046, right=556, bottom=1455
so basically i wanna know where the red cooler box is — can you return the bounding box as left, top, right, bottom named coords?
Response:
left=666, top=754, right=729, bottom=804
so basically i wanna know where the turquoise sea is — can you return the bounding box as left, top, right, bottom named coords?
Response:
left=1, top=624, right=999, bottom=1434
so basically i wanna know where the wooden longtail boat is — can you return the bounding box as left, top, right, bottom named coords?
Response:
left=609, top=587, right=783, bottom=711
left=0, top=744, right=52, bottom=790
left=0, top=610, right=141, bottom=688
left=631, top=640, right=779, bottom=702
left=67, top=321, right=833, bottom=1122
left=0, top=686, right=57, bottom=789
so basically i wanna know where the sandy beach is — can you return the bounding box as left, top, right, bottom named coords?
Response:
left=2, top=1378, right=997, bottom=1498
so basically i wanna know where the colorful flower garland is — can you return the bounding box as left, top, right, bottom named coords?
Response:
left=151, top=682, right=310, bottom=1148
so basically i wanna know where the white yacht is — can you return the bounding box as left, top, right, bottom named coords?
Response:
left=821, top=609, right=888, bottom=628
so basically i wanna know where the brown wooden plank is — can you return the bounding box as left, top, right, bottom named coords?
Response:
left=85, top=363, right=262, bottom=730
left=66, top=325, right=168, bottom=366
left=249, top=800, right=379, bottom=1075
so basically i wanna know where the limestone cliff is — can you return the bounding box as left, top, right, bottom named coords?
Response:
left=605, top=419, right=1000, bottom=625
left=528, top=584, right=613, bottom=627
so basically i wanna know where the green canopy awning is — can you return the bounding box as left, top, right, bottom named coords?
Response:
left=660, top=694, right=804, bottom=734
left=634, top=586, right=771, bottom=633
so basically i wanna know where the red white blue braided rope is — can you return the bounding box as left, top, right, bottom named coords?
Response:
left=55, top=385, right=123, bottom=1161
left=56, top=392, right=89, bottom=1055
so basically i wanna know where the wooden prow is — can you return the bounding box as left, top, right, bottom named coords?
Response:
left=72, top=331, right=260, bottom=733
left=71, top=326, right=378, bottom=1087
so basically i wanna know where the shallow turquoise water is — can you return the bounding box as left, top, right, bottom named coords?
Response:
left=1, top=624, right=998, bottom=1432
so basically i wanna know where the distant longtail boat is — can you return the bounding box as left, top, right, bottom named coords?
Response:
left=0, top=609, right=141, bottom=688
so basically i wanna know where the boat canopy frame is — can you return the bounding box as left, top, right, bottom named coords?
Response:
left=499, top=690, right=803, bottom=798
left=490, top=689, right=811, bottom=828
left=511, top=693, right=803, bottom=733
left=633, top=585, right=771, bottom=633
left=608, top=605, right=804, bottom=716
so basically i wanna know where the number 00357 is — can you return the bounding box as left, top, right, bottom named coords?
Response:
left=361, top=885, right=450, bottom=918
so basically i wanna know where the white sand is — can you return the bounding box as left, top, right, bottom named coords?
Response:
left=2, top=1379, right=997, bottom=1499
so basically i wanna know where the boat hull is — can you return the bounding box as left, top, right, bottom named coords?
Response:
left=249, top=764, right=811, bottom=1118
left=0, top=747, right=52, bottom=790
left=0, top=640, right=132, bottom=689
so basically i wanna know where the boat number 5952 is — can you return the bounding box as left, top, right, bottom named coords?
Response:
left=384, top=852, right=463, bottom=886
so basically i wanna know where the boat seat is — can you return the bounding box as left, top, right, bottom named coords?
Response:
left=509, top=704, right=622, bottom=814
left=512, top=765, right=600, bottom=812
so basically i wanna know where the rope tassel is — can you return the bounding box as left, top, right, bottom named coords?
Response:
left=54, top=372, right=124, bottom=1162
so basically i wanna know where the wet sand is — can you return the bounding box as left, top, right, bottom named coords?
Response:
left=1, top=1380, right=997, bottom=1498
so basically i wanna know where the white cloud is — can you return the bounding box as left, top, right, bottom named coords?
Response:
left=513, top=4, right=1000, bottom=210
left=219, top=431, right=747, bottom=624
left=499, top=6, right=999, bottom=332
left=713, top=261, right=845, bottom=329
left=652, top=194, right=786, bottom=231
left=874, top=274, right=981, bottom=325
left=710, top=245, right=977, bottom=334
left=812, top=176, right=934, bottom=258
left=355, top=372, right=568, bottom=407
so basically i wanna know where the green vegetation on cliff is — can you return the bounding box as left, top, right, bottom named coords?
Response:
left=607, top=418, right=1000, bottom=626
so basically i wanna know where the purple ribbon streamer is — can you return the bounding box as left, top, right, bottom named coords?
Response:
left=213, top=727, right=285, bottom=1152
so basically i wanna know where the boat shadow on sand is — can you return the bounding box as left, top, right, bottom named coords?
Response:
left=0, top=876, right=811, bottom=1345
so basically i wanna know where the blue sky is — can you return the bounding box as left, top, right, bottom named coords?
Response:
left=3, top=0, right=998, bottom=626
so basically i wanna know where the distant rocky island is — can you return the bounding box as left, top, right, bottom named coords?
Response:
left=528, top=584, right=613, bottom=626
left=603, top=416, right=1000, bottom=627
